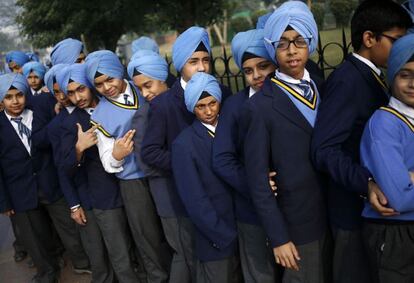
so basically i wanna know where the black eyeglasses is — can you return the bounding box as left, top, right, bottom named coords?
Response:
left=272, top=37, right=311, bottom=50
left=379, top=33, right=399, bottom=43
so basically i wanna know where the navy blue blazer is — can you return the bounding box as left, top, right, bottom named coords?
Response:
left=0, top=110, right=61, bottom=213
left=141, top=79, right=232, bottom=217
left=172, top=119, right=237, bottom=262
left=212, top=88, right=259, bottom=225
left=31, top=92, right=57, bottom=149
left=311, top=54, right=389, bottom=230
left=242, top=77, right=327, bottom=248
left=60, top=107, right=122, bottom=210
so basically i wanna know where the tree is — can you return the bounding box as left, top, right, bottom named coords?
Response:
left=16, top=0, right=147, bottom=51
left=330, top=0, right=358, bottom=27
left=312, top=3, right=325, bottom=30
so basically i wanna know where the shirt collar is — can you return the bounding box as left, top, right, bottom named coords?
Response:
left=5, top=108, right=31, bottom=122
left=249, top=86, right=257, bottom=98
left=352, top=53, right=381, bottom=76
left=201, top=121, right=217, bottom=133
left=180, top=77, right=188, bottom=90
left=83, top=107, right=95, bottom=115
left=389, top=96, right=414, bottom=124
left=65, top=106, right=75, bottom=114
left=275, top=69, right=311, bottom=84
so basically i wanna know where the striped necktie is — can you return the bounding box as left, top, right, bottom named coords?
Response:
left=297, top=80, right=314, bottom=102
left=11, top=117, right=31, bottom=144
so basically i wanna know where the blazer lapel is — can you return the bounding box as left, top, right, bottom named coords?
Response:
left=263, top=78, right=313, bottom=135
left=192, top=120, right=213, bottom=151
left=0, top=112, right=30, bottom=156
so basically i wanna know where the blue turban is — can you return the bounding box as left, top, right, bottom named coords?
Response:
left=57, top=64, right=92, bottom=95
left=131, top=36, right=159, bottom=54
left=85, top=50, right=124, bottom=86
left=50, top=38, right=84, bottom=65
left=127, top=50, right=168, bottom=82
left=231, top=29, right=273, bottom=70
left=44, top=64, right=69, bottom=95
left=26, top=52, right=40, bottom=62
left=22, top=62, right=47, bottom=80
left=387, top=33, right=414, bottom=85
left=256, top=12, right=272, bottom=29
left=5, top=51, right=30, bottom=67
left=263, top=1, right=318, bottom=63
left=172, top=26, right=211, bottom=72
left=184, top=72, right=221, bottom=113
left=0, top=73, right=29, bottom=101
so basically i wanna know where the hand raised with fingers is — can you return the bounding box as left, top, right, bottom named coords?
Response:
left=112, top=129, right=136, bottom=161
left=76, top=123, right=99, bottom=152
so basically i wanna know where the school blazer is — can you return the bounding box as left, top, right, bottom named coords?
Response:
left=60, top=107, right=122, bottom=210
left=311, top=54, right=389, bottom=230
left=172, top=119, right=237, bottom=262
left=242, top=77, right=327, bottom=248
left=0, top=111, right=61, bottom=213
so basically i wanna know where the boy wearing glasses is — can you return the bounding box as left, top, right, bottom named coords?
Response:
left=360, top=33, right=414, bottom=283
left=242, top=2, right=327, bottom=282
left=311, top=1, right=411, bottom=282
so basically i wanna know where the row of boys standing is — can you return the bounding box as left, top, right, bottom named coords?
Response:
left=2, top=0, right=414, bottom=282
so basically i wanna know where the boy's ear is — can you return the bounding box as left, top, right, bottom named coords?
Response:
left=361, top=30, right=378, bottom=49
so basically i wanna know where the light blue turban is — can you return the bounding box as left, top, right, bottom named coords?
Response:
left=57, top=64, right=92, bottom=95
left=387, top=33, right=414, bottom=85
left=22, top=62, right=47, bottom=80
left=5, top=51, right=30, bottom=67
left=263, top=1, right=318, bottom=63
left=231, top=29, right=273, bottom=70
left=184, top=72, right=221, bottom=113
left=50, top=38, right=84, bottom=65
left=26, top=52, right=40, bottom=62
left=127, top=50, right=168, bottom=82
left=0, top=73, right=29, bottom=101
left=44, top=64, right=69, bottom=95
left=172, top=26, right=211, bottom=72
left=131, top=36, right=159, bottom=54
left=85, top=50, right=124, bottom=86
left=256, top=12, right=272, bottom=29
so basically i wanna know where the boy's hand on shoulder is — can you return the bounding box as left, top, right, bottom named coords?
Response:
left=76, top=123, right=99, bottom=152
left=368, top=180, right=399, bottom=217
left=273, top=241, right=301, bottom=271
left=112, top=129, right=136, bottom=161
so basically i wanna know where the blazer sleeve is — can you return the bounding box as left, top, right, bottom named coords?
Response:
left=242, top=101, right=290, bottom=248
left=172, top=139, right=237, bottom=249
left=361, top=115, right=414, bottom=212
left=32, top=95, right=55, bottom=149
left=311, top=78, right=371, bottom=194
left=141, top=100, right=172, bottom=171
left=0, top=168, right=12, bottom=212
left=212, top=101, right=250, bottom=198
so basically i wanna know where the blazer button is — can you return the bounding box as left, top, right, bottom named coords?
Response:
left=33, top=172, right=37, bottom=176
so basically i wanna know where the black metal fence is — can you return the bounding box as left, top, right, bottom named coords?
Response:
left=166, top=28, right=351, bottom=92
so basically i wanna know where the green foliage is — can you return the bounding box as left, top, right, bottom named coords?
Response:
left=312, top=3, right=325, bottom=30
left=329, top=0, right=358, bottom=27
left=230, top=17, right=252, bottom=34
left=251, top=9, right=268, bottom=28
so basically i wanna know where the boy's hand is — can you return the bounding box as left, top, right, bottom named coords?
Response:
left=273, top=241, right=301, bottom=271
left=54, top=102, right=62, bottom=114
left=71, top=207, right=87, bottom=226
left=368, top=180, right=399, bottom=217
left=76, top=123, right=99, bottom=152
left=2, top=209, right=14, bottom=217
left=112, top=130, right=136, bottom=161
left=269, top=171, right=277, bottom=196
left=410, top=171, right=414, bottom=184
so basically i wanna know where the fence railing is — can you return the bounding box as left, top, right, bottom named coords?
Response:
left=166, top=28, right=351, bottom=92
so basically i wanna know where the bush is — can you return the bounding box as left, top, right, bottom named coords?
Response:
left=330, top=0, right=358, bottom=27
left=230, top=16, right=253, bottom=34
left=312, top=3, right=325, bottom=30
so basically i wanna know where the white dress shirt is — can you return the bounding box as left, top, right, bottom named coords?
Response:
left=248, top=86, right=257, bottom=98
left=5, top=109, right=33, bottom=154
left=274, top=69, right=312, bottom=97
left=389, top=96, right=414, bottom=124
left=180, top=77, right=188, bottom=90
left=352, top=53, right=382, bottom=76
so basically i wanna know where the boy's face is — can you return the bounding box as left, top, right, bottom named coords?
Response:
left=275, top=30, right=309, bottom=80
left=193, top=95, right=220, bottom=125
left=3, top=88, right=26, bottom=117
left=8, top=61, right=22, bottom=74
left=75, top=52, right=86, bottom=64
left=242, top=57, right=275, bottom=91
left=67, top=82, right=94, bottom=109
left=133, top=74, right=168, bottom=102
left=53, top=82, right=72, bottom=107
left=94, top=74, right=126, bottom=99
left=27, top=72, right=43, bottom=91
left=393, top=61, right=414, bottom=107
left=181, top=51, right=211, bottom=82
left=368, top=27, right=406, bottom=68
